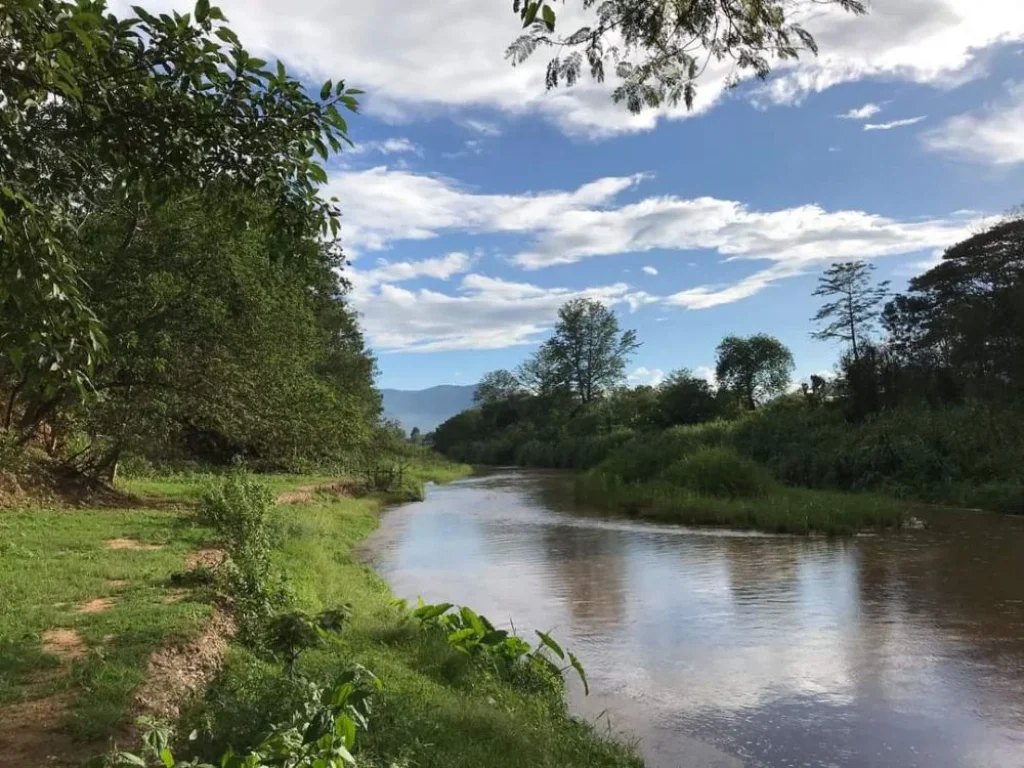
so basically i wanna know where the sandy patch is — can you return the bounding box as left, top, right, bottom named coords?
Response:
left=133, top=610, right=236, bottom=721
left=76, top=597, right=115, bottom=614
left=105, top=579, right=130, bottom=589
left=161, top=591, right=187, bottom=604
left=277, top=481, right=355, bottom=505
left=41, top=629, right=86, bottom=661
left=106, top=538, right=163, bottom=551
left=185, top=548, right=224, bottom=570
left=0, top=695, right=77, bottom=767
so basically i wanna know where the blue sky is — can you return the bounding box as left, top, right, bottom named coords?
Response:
left=123, top=0, right=1024, bottom=389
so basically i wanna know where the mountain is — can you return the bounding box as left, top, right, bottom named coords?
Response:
left=380, top=384, right=477, bottom=433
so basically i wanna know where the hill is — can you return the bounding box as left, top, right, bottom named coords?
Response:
left=381, top=384, right=476, bottom=433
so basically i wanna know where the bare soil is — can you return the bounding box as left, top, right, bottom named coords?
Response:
left=0, top=695, right=78, bottom=768
left=105, top=538, right=163, bottom=551
left=133, top=609, right=237, bottom=721
left=76, top=597, right=115, bottom=614
left=40, top=629, right=87, bottom=661
left=185, top=548, right=224, bottom=569
left=277, top=480, right=356, bottom=504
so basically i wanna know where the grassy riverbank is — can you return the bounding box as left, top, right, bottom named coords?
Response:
left=0, top=466, right=641, bottom=768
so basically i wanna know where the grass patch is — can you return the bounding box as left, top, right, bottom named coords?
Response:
left=0, top=506, right=214, bottom=740
left=577, top=469, right=905, bottom=535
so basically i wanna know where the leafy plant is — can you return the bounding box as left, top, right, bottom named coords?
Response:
left=266, top=607, right=352, bottom=673
left=408, top=600, right=589, bottom=695
left=105, top=669, right=380, bottom=767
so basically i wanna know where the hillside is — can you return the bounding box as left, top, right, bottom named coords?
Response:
left=381, top=384, right=476, bottom=433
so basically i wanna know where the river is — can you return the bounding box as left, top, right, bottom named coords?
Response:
left=360, top=470, right=1024, bottom=768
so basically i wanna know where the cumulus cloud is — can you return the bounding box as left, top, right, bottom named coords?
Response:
left=461, top=119, right=502, bottom=136
left=109, top=0, right=1024, bottom=136
left=353, top=252, right=474, bottom=287
left=839, top=102, right=882, bottom=120
left=863, top=116, right=927, bottom=131
left=349, top=274, right=650, bottom=353
left=627, top=367, right=666, bottom=386
left=641, top=266, right=659, bottom=275
left=924, top=81, right=1024, bottom=165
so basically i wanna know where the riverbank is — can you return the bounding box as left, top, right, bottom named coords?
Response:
left=0, top=467, right=641, bottom=767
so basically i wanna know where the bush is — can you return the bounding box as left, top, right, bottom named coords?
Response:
left=197, top=473, right=290, bottom=646
left=659, top=447, right=774, bottom=498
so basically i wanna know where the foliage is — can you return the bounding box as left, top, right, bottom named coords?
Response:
left=197, top=474, right=290, bottom=646
left=266, top=607, right=351, bottom=673
left=522, top=298, right=640, bottom=404
left=657, top=369, right=721, bottom=426
left=812, top=260, right=890, bottom=362
left=106, top=669, right=381, bottom=767
left=715, top=334, right=794, bottom=410
left=474, top=369, right=523, bottom=404
left=406, top=600, right=589, bottom=696
left=659, top=446, right=774, bottom=499
left=1, top=0, right=360, bottom=433
left=506, top=0, right=867, bottom=113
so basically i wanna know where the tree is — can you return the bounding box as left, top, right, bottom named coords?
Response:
left=1, top=0, right=360, bottom=440
left=474, top=370, right=523, bottom=404
left=409, top=427, right=422, bottom=444
left=507, top=0, right=866, bottom=114
left=658, top=369, right=719, bottom=426
left=811, top=261, right=890, bottom=363
left=882, top=215, right=1024, bottom=392
left=536, top=299, right=640, bottom=404
left=715, top=334, right=794, bottom=410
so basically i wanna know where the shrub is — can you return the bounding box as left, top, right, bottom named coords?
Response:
left=659, top=447, right=774, bottom=498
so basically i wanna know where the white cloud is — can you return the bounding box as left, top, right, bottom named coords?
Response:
left=326, top=166, right=646, bottom=254
left=839, top=102, right=882, bottom=120
left=641, top=266, right=659, bottom=276
left=924, top=81, right=1024, bottom=165
left=109, top=0, right=1024, bottom=136
left=353, top=252, right=473, bottom=287
left=330, top=167, right=973, bottom=313
left=350, top=274, right=649, bottom=353
left=694, top=366, right=718, bottom=386
left=627, top=367, right=666, bottom=386
left=863, top=116, right=927, bottom=131
left=461, top=119, right=502, bottom=136
left=347, top=137, right=422, bottom=156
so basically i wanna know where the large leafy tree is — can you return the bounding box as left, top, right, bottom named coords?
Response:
left=507, top=0, right=867, bottom=113
left=657, top=369, right=719, bottom=426
left=883, top=215, right=1024, bottom=390
left=474, top=369, right=524, bottom=404
left=715, top=334, right=794, bottom=410
left=1, top=0, right=359, bottom=440
left=532, top=299, right=640, bottom=404
left=811, top=261, right=890, bottom=363
left=63, top=186, right=378, bottom=476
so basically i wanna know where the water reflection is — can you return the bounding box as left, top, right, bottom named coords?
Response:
left=361, top=470, right=1024, bottom=768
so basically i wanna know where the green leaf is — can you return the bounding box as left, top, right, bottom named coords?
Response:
left=542, top=4, right=556, bottom=31
left=569, top=651, right=589, bottom=695
left=320, top=80, right=332, bottom=100
left=160, top=747, right=175, bottom=768
left=118, top=754, right=147, bottom=767
left=523, top=1, right=540, bottom=26
left=535, top=630, right=565, bottom=659
left=334, top=714, right=357, bottom=749
left=195, top=0, right=210, bottom=22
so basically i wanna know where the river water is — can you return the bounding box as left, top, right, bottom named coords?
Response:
left=360, top=470, right=1024, bottom=768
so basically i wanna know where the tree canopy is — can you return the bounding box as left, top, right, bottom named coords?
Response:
left=812, top=260, right=890, bottom=362
left=507, top=0, right=867, bottom=113
left=715, top=334, right=794, bottom=410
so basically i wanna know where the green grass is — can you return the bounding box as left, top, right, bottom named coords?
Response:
left=577, top=470, right=906, bottom=535
left=0, top=505, right=215, bottom=739
left=121, top=472, right=340, bottom=503
left=182, top=492, right=640, bottom=768
left=2, top=458, right=636, bottom=767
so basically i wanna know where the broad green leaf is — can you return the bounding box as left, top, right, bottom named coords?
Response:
left=195, top=0, right=210, bottom=22
left=569, top=651, right=589, bottom=695
left=542, top=4, right=556, bottom=31
left=535, top=630, right=565, bottom=659
left=320, top=80, right=332, bottom=100
left=160, top=747, right=175, bottom=768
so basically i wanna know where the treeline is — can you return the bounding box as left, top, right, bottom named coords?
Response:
left=0, top=2, right=383, bottom=482
left=433, top=217, right=1024, bottom=513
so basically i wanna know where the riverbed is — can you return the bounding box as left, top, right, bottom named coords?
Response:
left=360, top=470, right=1024, bottom=767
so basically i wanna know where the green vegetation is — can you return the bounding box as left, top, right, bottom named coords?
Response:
left=433, top=220, right=1024, bottom=526
left=507, top=0, right=866, bottom=114
left=2, top=467, right=640, bottom=767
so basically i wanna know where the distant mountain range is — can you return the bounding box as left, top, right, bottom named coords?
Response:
left=380, top=384, right=476, bottom=433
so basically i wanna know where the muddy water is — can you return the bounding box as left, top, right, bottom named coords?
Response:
left=360, top=470, right=1024, bottom=768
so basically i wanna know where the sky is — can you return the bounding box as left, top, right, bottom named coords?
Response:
left=122, top=0, right=1024, bottom=390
